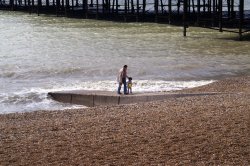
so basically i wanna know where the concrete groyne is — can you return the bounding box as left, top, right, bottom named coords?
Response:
left=48, top=90, right=219, bottom=107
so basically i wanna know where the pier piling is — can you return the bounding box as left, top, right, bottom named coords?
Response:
left=239, top=0, right=244, bottom=40
left=0, top=0, right=249, bottom=39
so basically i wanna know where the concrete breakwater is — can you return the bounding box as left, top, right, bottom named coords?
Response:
left=48, top=90, right=218, bottom=107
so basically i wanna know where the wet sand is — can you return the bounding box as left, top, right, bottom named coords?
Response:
left=0, top=76, right=249, bottom=165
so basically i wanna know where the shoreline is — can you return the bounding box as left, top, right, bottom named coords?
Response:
left=0, top=76, right=249, bottom=165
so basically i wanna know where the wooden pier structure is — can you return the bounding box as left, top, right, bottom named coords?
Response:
left=0, top=0, right=249, bottom=39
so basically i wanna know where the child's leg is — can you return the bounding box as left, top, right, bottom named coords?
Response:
left=128, top=88, right=131, bottom=94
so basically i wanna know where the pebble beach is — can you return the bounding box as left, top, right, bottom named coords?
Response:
left=0, top=76, right=249, bottom=165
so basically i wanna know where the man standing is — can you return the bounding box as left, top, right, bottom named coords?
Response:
left=117, top=65, right=129, bottom=95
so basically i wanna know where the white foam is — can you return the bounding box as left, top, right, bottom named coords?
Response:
left=0, top=79, right=214, bottom=114
left=48, top=80, right=214, bottom=92
left=0, top=87, right=86, bottom=114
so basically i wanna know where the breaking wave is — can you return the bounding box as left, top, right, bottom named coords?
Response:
left=0, top=79, right=214, bottom=114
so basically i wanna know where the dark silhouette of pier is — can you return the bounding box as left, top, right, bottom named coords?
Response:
left=0, top=0, right=249, bottom=40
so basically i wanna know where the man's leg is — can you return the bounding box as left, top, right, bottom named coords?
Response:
left=123, top=80, right=127, bottom=94
left=118, top=83, right=122, bottom=94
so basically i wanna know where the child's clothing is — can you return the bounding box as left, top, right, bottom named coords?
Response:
left=127, top=78, right=132, bottom=94
left=128, top=82, right=132, bottom=89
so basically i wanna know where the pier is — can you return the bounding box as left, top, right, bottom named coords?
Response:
left=0, top=0, right=249, bottom=39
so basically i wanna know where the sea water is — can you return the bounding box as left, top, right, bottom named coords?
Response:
left=0, top=11, right=250, bottom=114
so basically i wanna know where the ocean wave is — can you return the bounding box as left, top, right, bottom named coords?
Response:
left=0, top=79, right=214, bottom=114
left=51, top=80, right=214, bottom=92
left=0, top=67, right=114, bottom=79
left=0, top=72, right=16, bottom=78
left=0, top=88, right=86, bottom=114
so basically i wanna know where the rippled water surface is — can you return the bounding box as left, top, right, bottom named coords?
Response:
left=0, top=11, right=250, bottom=113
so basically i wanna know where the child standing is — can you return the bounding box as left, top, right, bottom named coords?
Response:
left=127, top=77, right=133, bottom=94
